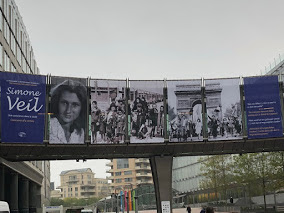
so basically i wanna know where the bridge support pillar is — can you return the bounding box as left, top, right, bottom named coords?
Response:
left=29, top=182, right=38, bottom=213
left=10, top=173, right=19, bottom=213
left=19, top=178, right=29, bottom=213
left=0, top=165, right=5, bottom=200
left=150, top=156, right=173, bottom=213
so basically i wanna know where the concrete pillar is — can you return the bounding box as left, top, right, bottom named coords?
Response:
left=0, top=165, right=5, bottom=200
left=10, top=173, right=19, bottom=213
left=19, top=178, right=29, bottom=213
left=150, top=156, right=173, bottom=213
left=29, top=182, right=37, bottom=213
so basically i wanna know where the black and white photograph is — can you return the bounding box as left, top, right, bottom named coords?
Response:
left=205, top=78, right=242, bottom=141
left=167, top=80, right=203, bottom=142
left=49, top=77, right=87, bottom=144
left=129, top=81, right=164, bottom=143
left=90, top=79, right=126, bottom=144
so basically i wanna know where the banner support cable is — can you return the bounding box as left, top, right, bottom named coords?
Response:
left=201, top=84, right=208, bottom=142
left=85, top=77, right=91, bottom=144
left=278, top=80, right=284, bottom=135
left=125, top=79, right=130, bottom=143
left=43, top=74, right=51, bottom=144
left=239, top=78, right=247, bottom=140
left=163, top=78, right=168, bottom=142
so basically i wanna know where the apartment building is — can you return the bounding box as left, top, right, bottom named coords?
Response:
left=0, top=0, right=50, bottom=212
left=107, top=158, right=153, bottom=193
left=58, top=168, right=110, bottom=199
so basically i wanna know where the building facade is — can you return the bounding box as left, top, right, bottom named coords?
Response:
left=57, top=168, right=110, bottom=199
left=0, top=1, right=50, bottom=212
left=107, top=158, right=153, bottom=194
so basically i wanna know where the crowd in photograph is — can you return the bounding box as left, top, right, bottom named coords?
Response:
left=170, top=114, right=203, bottom=141
left=207, top=115, right=242, bottom=139
left=131, top=97, right=164, bottom=140
left=91, top=99, right=126, bottom=144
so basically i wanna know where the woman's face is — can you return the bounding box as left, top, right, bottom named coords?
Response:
left=58, top=91, right=82, bottom=124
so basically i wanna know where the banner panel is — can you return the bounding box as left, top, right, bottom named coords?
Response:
left=129, top=80, right=164, bottom=143
left=205, top=78, right=242, bottom=141
left=49, top=76, right=87, bottom=144
left=90, top=79, right=126, bottom=144
left=244, top=76, right=283, bottom=139
left=0, top=72, right=46, bottom=143
left=167, top=80, right=203, bottom=142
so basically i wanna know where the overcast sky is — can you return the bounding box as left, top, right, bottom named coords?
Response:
left=15, top=0, right=284, bottom=187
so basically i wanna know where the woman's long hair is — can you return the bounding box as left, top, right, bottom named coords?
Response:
left=50, top=80, right=87, bottom=135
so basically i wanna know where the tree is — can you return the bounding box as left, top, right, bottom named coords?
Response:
left=199, top=155, right=232, bottom=201
left=232, top=153, right=259, bottom=201
left=50, top=198, right=64, bottom=206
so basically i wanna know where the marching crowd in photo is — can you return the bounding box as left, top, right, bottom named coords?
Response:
left=170, top=114, right=203, bottom=141
left=207, top=115, right=242, bottom=139
left=130, top=97, right=164, bottom=140
left=91, top=99, right=126, bottom=144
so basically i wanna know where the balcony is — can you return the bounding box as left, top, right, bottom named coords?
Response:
left=135, top=159, right=149, bottom=163
left=135, top=166, right=151, bottom=171
left=107, top=176, right=114, bottom=180
left=81, top=187, right=95, bottom=192
left=106, top=161, right=113, bottom=167
left=66, top=179, right=79, bottom=184
left=136, top=179, right=153, bottom=185
left=136, top=173, right=152, bottom=178
left=106, top=169, right=114, bottom=173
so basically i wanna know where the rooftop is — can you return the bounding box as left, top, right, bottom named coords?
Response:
left=60, top=168, right=92, bottom=176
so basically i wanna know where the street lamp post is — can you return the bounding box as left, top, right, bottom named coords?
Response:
left=116, top=194, right=119, bottom=213
left=104, top=198, right=107, bottom=213
left=126, top=194, right=129, bottom=213
left=122, top=194, right=125, bottom=213
left=134, top=196, right=138, bottom=213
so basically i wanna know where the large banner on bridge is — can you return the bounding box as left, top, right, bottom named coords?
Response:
left=205, top=78, right=242, bottom=141
left=167, top=80, right=203, bottom=142
left=244, top=76, right=283, bottom=139
left=90, top=79, right=126, bottom=144
left=129, top=80, right=164, bottom=143
left=0, top=72, right=46, bottom=143
left=49, top=76, right=87, bottom=144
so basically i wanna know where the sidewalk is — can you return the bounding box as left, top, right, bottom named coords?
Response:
left=107, top=208, right=230, bottom=213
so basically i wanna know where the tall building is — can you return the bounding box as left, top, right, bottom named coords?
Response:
left=107, top=158, right=153, bottom=193
left=0, top=0, right=50, bottom=212
left=57, top=168, right=110, bottom=199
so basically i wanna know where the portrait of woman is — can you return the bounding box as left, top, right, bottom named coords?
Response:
left=49, top=79, right=87, bottom=144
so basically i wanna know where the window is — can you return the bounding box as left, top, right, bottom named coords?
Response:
left=75, top=187, right=78, bottom=191
left=11, top=36, right=15, bottom=55
left=22, top=54, right=26, bottom=72
left=87, top=174, right=92, bottom=179
left=4, top=51, right=9, bottom=71
left=124, top=171, right=132, bottom=175
left=125, top=178, right=132, bottom=182
left=11, top=63, right=16, bottom=72
left=115, top=179, right=122, bottom=183
left=117, top=159, right=129, bottom=169
left=115, top=172, right=121, bottom=176
left=0, top=12, right=3, bottom=32
left=69, top=175, right=77, bottom=181
left=16, top=44, right=21, bottom=66
left=0, top=43, right=3, bottom=66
